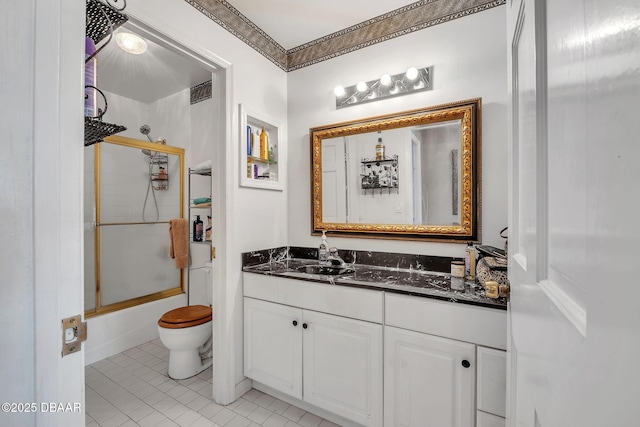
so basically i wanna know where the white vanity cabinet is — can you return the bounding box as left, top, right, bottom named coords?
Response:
left=384, top=325, right=476, bottom=427
left=384, top=293, right=507, bottom=427
left=476, top=346, right=507, bottom=426
left=303, top=309, right=383, bottom=426
left=244, top=297, right=302, bottom=399
left=243, top=274, right=383, bottom=427
left=243, top=272, right=507, bottom=427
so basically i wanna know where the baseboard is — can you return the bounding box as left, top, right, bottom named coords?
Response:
left=252, top=381, right=365, bottom=427
left=235, top=377, right=253, bottom=401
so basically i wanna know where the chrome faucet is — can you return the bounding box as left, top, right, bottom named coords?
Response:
left=327, top=247, right=346, bottom=266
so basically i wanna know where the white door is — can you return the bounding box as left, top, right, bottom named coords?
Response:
left=243, top=298, right=303, bottom=399
left=321, top=137, right=347, bottom=222
left=384, top=326, right=475, bottom=427
left=3, top=1, right=87, bottom=426
left=507, top=0, right=640, bottom=426
left=303, top=310, right=383, bottom=427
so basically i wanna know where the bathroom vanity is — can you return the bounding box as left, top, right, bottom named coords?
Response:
left=242, top=249, right=507, bottom=427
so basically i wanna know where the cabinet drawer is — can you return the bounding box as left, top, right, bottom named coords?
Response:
left=477, top=346, right=507, bottom=417
left=385, top=293, right=507, bottom=349
left=243, top=273, right=383, bottom=323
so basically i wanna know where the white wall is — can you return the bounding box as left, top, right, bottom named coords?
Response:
left=287, top=6, right=508, bottom=257
left=121, top=0, right=290, bottom=401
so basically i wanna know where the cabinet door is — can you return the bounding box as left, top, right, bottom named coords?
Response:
left=384, top=326, right=475, bottom=427
left=303, top=310, right=383, bottom=427
left=477, top=346, right=507, bottom=417
left=243, top=297, right=302, bottom=399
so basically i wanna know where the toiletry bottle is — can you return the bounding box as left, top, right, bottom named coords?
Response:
left=376, top=132, right=385, bottom=160
left=318, top=231, right=329, bottom=262
left=254, top=129, right=261, bottom=158
left=465, top=242, right=476, bottom=281
left=193, top=215, right=203, bottom=242
left=260, top=127, right=269, bottom=160
left=205, top=216, right=212, bottom=241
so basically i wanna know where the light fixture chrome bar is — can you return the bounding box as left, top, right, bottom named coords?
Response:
left=335, top=66, right=433, bottom=109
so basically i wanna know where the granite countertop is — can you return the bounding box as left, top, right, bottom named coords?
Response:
left=242, top=250, right=507, bottom=311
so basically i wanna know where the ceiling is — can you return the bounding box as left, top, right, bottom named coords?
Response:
left=98, top=1, right=417, bottom=104
left=98, top=23, right=213, bottom=104
left=223, top=0, right=419, bottom=50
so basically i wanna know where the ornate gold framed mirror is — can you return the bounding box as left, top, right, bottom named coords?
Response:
left=310, top=98, right=481, bottom=241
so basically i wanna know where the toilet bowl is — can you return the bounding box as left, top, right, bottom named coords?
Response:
left=158, top=304, right=213, bottom=379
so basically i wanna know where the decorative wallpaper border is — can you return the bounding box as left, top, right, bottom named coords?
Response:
left=185, top=0, right=506, bottom=72
left=190, top=80, right=212, bottom=104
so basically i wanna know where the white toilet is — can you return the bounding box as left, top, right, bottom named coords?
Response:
left=158, top=264, right=213, bottom=379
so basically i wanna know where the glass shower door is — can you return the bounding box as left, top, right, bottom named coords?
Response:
left=85, top=136, right=185, bottom=316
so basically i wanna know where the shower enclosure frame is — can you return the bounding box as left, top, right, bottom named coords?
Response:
left=85, top=135, right=186, bottom=318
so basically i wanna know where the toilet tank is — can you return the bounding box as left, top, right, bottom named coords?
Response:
left=205, top=262, right=213, bottom=305
left=188, top=262, right=212, bottom=306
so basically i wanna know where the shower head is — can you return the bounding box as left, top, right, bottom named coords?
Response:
left=140, top=124, right=151, bottom=136
left=139, top=124, right=153, bottom=142
left=139, top=124, right=155, bottom=156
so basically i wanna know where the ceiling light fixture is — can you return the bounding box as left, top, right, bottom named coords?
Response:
left=334, top=66, right=433, bottom=109
left=115, top=32, right=147, bottom=55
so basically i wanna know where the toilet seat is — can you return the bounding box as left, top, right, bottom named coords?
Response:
left=158, top=305, right=212, bottom=329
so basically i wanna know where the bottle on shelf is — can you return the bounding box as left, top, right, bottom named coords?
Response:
left=376, top=132, right=385, bottom=160
left=205, top=216, right=212, bottom=241
left=158, top=166, right=167, bottom=180
left=247, top=157, right=253, bottom=178
left=193, top=215, right=203, bottom=242
left=260, top=127, right=269, bottom=160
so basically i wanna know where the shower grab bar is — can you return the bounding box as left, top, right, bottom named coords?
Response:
left=96, top=221, right=172, bottom=226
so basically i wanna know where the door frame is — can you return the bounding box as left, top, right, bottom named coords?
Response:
left=124, top=2, right=236, bottom=404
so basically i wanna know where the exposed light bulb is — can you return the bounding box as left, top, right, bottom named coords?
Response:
left=405, top=67, right=419, bottom=81
left=334, top=85, right=346, bottom=97
left=380, top=74, right=392, bottom=86
left=356, top=81, right=368, bottom=92
left=115, top=32, right=147, bottom=55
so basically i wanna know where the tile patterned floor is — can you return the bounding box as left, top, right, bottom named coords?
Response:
left=86, top=339, right=341, bottom=427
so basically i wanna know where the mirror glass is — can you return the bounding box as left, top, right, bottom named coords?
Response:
left=311, top=98, right=481, bottom=241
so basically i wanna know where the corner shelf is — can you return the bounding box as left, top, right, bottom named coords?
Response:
left=86, top=0, right=128, bottom=45
left=188, top=168, right=212, bottom=248
left=84, top=117, right=127, bottom=147
left=83, top=0, right=128, bottom=146
left=239, top=104, right=284, bottom=191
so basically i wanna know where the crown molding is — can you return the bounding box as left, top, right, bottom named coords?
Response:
left=186, top=0, right=506, bottom=72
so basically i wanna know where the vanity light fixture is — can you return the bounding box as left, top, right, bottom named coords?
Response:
left=334, top=66, right=433, bottom=109
left=115, top=32, right=147, bottom=55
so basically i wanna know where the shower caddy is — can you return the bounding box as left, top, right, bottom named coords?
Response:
left=84, top=0, right=128, bottom=146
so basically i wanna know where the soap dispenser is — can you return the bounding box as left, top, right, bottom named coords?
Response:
left=319, top=231, right=329, bottom=262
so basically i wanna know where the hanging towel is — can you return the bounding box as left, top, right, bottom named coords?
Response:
left=169, top=219, right=189, bottom=269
